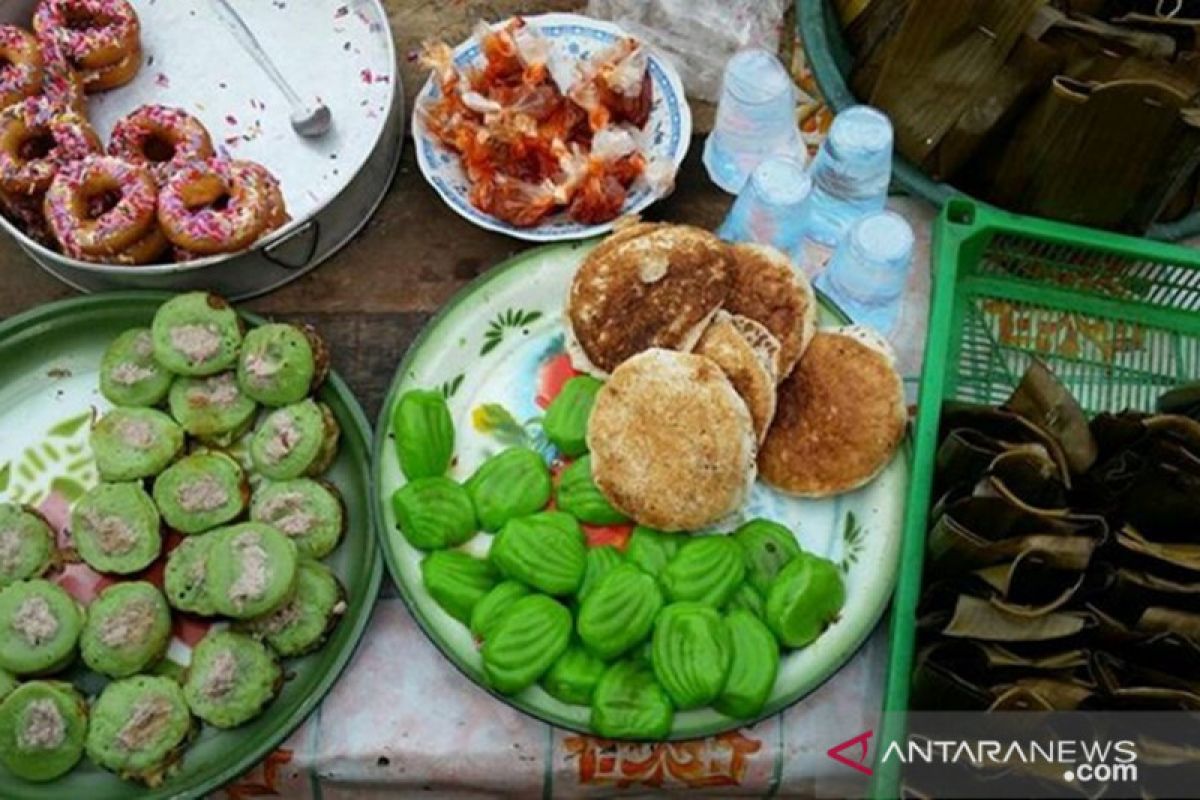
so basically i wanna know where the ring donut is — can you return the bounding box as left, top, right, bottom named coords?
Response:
left=79, top=45, right=139, bottom=93
left=158, top=158, right=273, bottom=255
left=109, top=105, right=215, bottom=185
left=33, top=0, right=140, bottom=71
left=44, top=155, right=157, bottom=257
left=0, top=26, right=44, bottom=110
left=0, top=97, right=100, bottom=195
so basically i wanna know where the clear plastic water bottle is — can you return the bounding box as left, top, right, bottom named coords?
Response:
left=814, top=210, right=914, bottom=339
left=801, top=106, right=894, bottom=273
left=716, top=156, right=812, bottom=254
left=703, top=49, right=808, bottom=194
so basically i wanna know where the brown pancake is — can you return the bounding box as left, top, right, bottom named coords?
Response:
left=722, top=243, right=816, bottom=380
left=759, top=327, right=906, bottom=497
left=566, top=224, right=732, bottom=376
left=587, top=349, right=756, bottom=531
left=695, top=311, right=779, bottom=444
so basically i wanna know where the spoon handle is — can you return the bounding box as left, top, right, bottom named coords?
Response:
left=211, top=0, right=305, bottom=108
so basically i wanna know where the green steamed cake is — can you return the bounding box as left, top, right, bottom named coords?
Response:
left=250, top=478, right=345, bottom=559
left=167, top=372, right=258, bottom=446
left=0, top=579, right=83, bottom=676
left=85, top=675, right=194, bottom=785
left=80, top=582, right=172, bottom=678
left=183, top=630, right=282, bottom=728
left=151, top=292, right=243, bottom=376
left=153, top=452, right=248, bottom=535
left=0, top=503, right=55, bottom=588
left=70, top=482, right=162, bottom=574
left=206, top=523, right=299, bottom=619
left=100, top=328, right=173, bottom=407
left=249, top=399, right=340, bottom=480
left=90, top=407, right=184, bottom=481
left=0, top=681, right=87, bottom=781
left=237, top=323, right=327, bottom=407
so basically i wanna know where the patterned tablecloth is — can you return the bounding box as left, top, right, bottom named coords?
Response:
left=218, top=192, right=937, bottom=799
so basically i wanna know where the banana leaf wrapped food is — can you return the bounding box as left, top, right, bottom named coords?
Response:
left=915, top=360, right=1200, bottom=712
left=845, top=0, right=1200, bottom=232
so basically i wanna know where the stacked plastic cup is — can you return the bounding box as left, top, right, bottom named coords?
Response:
left=716, top=156, right=812, bottom=255
left=703, top=49, right=808, bottom=194
left=803, top=105, right=894, bottom=250
left=814, top=210, right=914, bottom=339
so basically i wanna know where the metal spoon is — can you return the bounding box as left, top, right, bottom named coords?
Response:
left=211, top=0, right=332, bottom=138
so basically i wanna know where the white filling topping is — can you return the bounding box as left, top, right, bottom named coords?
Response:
left=0, top=527, right=22, bottom=574
left=116, top=695, right=172, bottom=752
left=176, top=476, right=230, bottom=513
left=99, top=598, right=153, bottom=649
left=229, top=532, right=270, bottom=610
left=12, top=595, right=59, bottom=646
left=81, top=509, right=137, bottom=555
left=257, top=596, right=302, bottom=636
left=202, top=649, right=238, bottom=699
left=170, top=323, right=222, bottom=364
left=132, top=330, right=154, bottom=359
left=186, top=372, right=240, bottom=409
left=116, top=417, right=155, bottom=450
left=17, top=698, right=66, bottom=750
left=262, top=413, right=301, bottom=464
left=244, top=349, right=282, bottom=383
left=110, top=362, right=157, bottom=387
left=258, top=492, right=314, bottom=537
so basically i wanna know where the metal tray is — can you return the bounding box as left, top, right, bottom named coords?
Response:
left=2, top=0, right=403, bottom=299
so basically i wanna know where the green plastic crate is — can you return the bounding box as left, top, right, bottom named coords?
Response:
left=874, top=198, right=1200, bottom=797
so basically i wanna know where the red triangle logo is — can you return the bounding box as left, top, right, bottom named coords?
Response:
left=827, top=730, right=874, bottom=776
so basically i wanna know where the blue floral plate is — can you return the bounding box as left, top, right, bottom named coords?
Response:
left=412, top=13, right=692, bottom=242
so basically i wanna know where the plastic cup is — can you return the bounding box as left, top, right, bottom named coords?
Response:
left=805, top=105, right=895, bottom=248
left=703, top=49, right=808, bottom=194
left=716, top=156, right=812, bottom=255
left=814, top=210, right=914, bottom=337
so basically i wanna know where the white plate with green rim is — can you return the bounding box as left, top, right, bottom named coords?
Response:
left=373, top=242, right=908, bottom=739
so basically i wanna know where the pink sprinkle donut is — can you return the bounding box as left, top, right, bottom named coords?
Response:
left=158, top=158, right=272, bottom=255
left=37, top=34, right=87, bottom=113
left=0, top=97, right=100, bottom=196
left=68, top=220, right=168, bottom=264
left=0, top=26, right=44, bottom=110
left=44, top=155, right=156, bottom=256
left=33, top=0, right=140, bottom=71
left=109, top=105, right=215, bottom=185
left=0, top=186, right=53, bottom=246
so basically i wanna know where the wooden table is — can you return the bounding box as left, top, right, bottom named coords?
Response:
left=0, top=139, right=733, bottom=423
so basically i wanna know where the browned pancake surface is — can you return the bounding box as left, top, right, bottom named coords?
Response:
left=568, top=225, right=732, bottom=374
left=695, top=312, right=778, bottom=444
left=723, top=243, right=816, bottom=379
left=759, top=331, right=905, bottom=496
left=587, top=349, right=755, bottom=531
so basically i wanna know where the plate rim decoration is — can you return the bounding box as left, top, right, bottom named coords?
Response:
left=372, top=242, right=909, bottom=740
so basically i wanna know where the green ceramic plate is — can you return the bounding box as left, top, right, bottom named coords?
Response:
left=374, top=242, right=908, bottom=739
left=0, top=293, right=381, bottom=799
